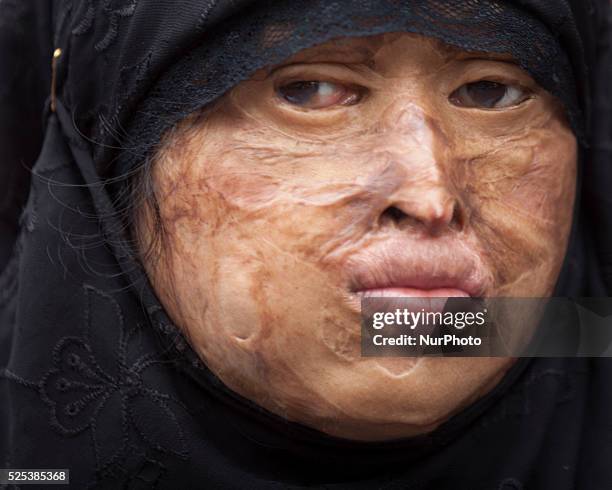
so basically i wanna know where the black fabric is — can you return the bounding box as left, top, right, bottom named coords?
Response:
left=1, top=1, right=611, bottom=489
left=0, top=1, right=53, bottom=271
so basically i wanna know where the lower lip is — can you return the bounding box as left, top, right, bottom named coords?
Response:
left=358, top=287, right=471, bottom=298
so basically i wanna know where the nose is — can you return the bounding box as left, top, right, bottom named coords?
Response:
left=375, top=103, right=465, bottom=236
left=380, top=187, right=464, bottom=235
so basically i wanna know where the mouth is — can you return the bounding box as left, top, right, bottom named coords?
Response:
left=345, top=238, right=491, bottom=305
left=356, top=287, right=471, bottom=298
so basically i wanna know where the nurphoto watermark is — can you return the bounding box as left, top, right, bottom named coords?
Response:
left=361, top=297, right=612, bottom=357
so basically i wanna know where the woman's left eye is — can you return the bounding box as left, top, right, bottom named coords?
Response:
left=276, top=81, right=362, bottom=109
left=449, top=80, right=531, bottom=109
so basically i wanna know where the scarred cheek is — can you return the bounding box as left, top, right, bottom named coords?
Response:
left=468, top=131, right=576, bottom=221
left=459, top=122, right=576, bottom=294
left=173, top=129, right=388, bottom=247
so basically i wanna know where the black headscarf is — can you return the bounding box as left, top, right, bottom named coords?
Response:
left=1, top=1, right=611, bottom=488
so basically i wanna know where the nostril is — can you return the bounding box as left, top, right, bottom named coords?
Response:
left=381, top=206, right=408, bottom=224
left=450, top=202, right=465, bottom=231
left=379, top=199, right=465, bottom=233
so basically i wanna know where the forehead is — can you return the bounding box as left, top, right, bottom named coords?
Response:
left=263, top=32, right=517, bottom=71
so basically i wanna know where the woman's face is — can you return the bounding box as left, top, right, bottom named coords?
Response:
left=138, top=33, right=577, bottom=440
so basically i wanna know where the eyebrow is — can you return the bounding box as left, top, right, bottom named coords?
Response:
left=263, top=45, right=377, bottom=77
left=262, top=38, right=521, bottom=81
left=281, top=40, right=377, bottom=62
left=454, top=51, right=520, bottom=65
left=300, top=44, right=377, bottom=60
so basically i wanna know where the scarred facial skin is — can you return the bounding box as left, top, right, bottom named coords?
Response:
left=136, top=33, right=577, bottom=441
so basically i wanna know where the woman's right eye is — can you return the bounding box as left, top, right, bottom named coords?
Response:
left=276, top=81, right=363, bottom=109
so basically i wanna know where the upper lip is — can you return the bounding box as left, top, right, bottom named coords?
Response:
left=346, top=238, right=491, bottom=298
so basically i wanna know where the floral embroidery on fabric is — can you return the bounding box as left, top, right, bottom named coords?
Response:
left=72, top=0, right=138, bottom=52
left=39, top=284, right=189, bottom=474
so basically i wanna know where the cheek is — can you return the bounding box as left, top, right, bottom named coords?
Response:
left=170, top=129, right=394, bottom=268
left=460, top=122, right=577, bottom=294
left=149, top=129, right=370, bottom=371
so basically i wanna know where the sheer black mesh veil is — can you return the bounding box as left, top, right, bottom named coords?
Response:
left=0, top=1, right=611, bottom=488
